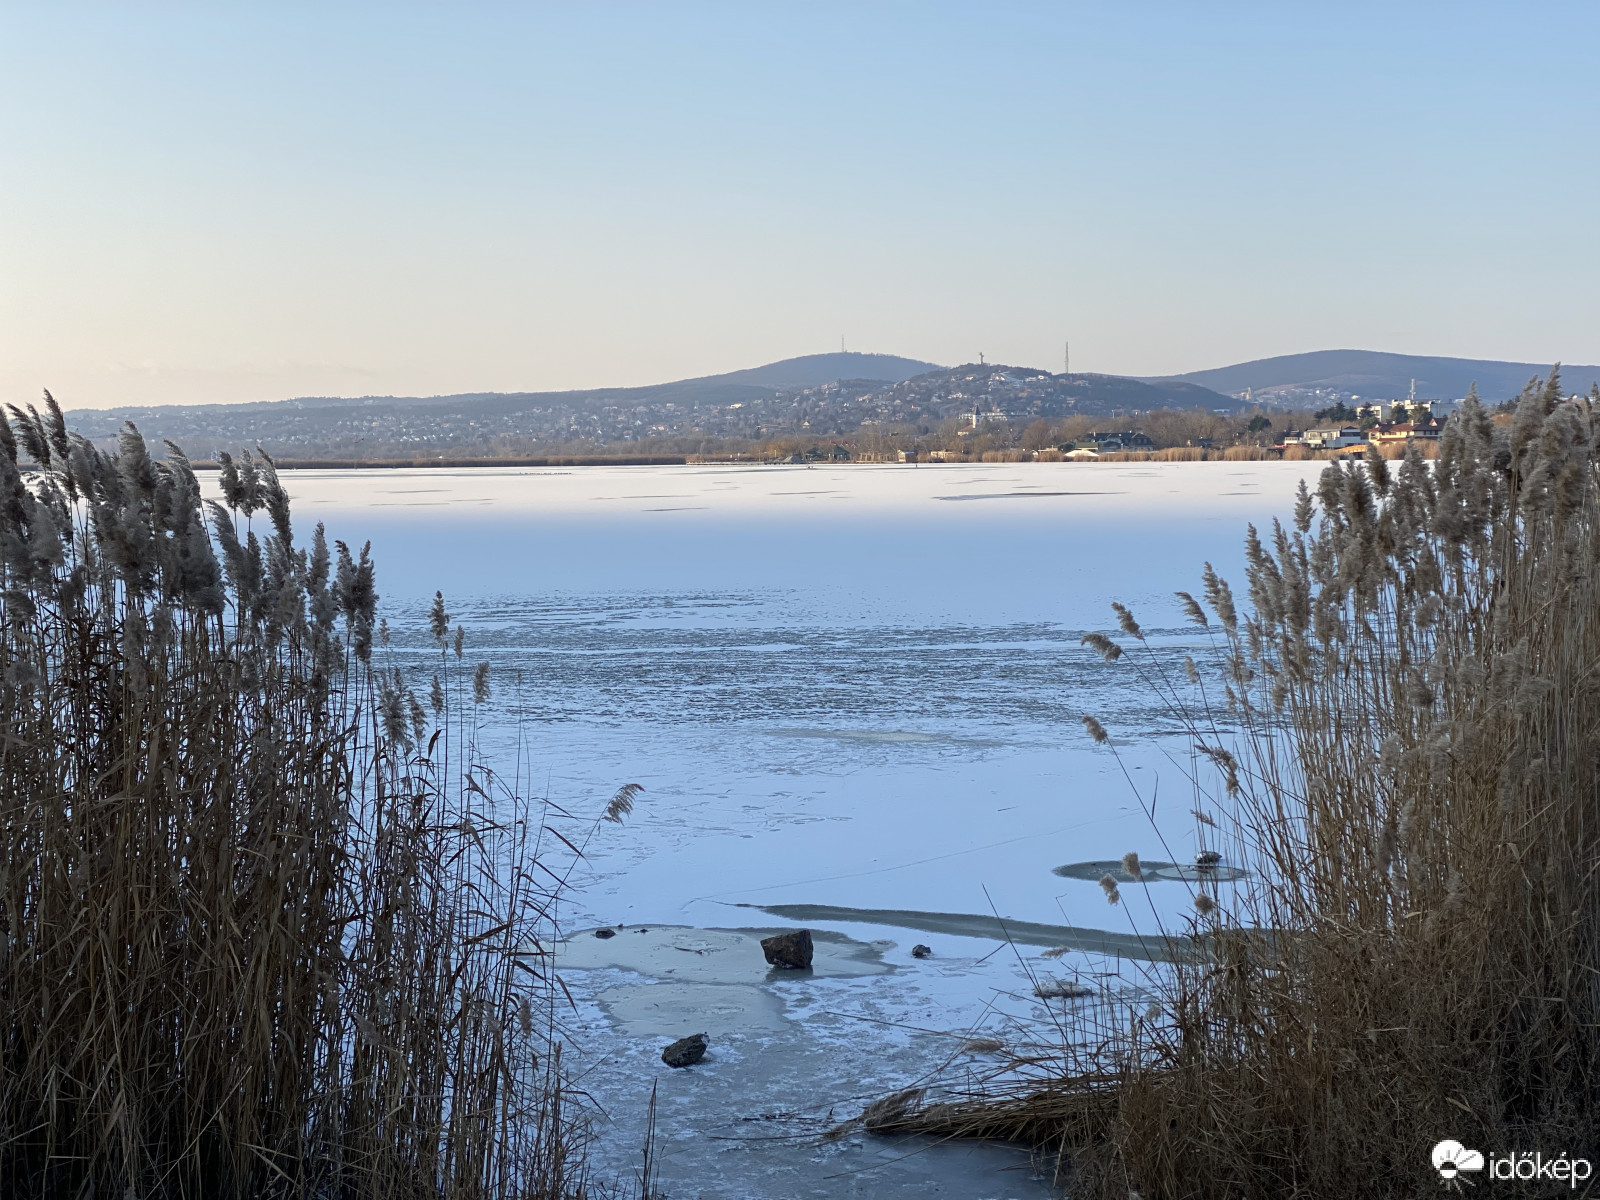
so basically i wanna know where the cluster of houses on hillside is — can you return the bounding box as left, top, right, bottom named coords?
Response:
left=1081, top=430, right=1157, bottom=454
left=1280, top=419, right=1447, bottom=453
left=1278, top=400, right=1454, bottom=456
left=782, top=398, right=1484, bottom=464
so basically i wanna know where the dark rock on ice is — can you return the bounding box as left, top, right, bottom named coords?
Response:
left=761, top=929, right=814, bottom=970
left=661, top=1033, right=708, bottom=1068
left=593, top=928, right=616, bottom=939
left=911, top=944, right=932, bottom=959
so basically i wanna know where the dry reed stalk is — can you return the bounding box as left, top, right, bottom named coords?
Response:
left=0, top=411, right=589, bottom=1199
left=1374, top=438, right=1441, bottom=460
left=902, top=375, right=1600, bottom=1197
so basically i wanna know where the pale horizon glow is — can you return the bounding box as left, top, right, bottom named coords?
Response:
left=3, top=3, right=1597, bottom=409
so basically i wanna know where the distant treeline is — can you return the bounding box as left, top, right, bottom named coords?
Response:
left=748, top=406, right=1318, bottom=461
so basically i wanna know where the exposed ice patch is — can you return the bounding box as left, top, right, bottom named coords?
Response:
left=742, top=903, right=1194, bottom=962
left=558, top=925, right=891, bottom=984
left=597, top=982, right=788, bottom=1037
left=1054, top=858, right=1250, bottom=884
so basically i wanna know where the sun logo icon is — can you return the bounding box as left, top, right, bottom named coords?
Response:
left=1432, top=1140, right=1485, bottom=1190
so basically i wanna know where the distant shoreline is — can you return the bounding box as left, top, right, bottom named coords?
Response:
left=189, top=454, right=691, bottom=470
left=181, top=449, right=1392, bottom=470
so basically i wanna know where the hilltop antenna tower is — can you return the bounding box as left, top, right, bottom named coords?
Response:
left=1064, top=341, right=1070, bottom=375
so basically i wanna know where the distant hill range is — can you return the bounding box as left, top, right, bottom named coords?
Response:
left=696, top=352, right=937, bottom=390
left=59, top=353, right=1233, bottom=459
left=1147, top=349, right=1600, bottom=406
left=53, top=348, right=1600, bottom=460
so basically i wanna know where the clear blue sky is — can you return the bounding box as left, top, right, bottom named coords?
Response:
left=3, top=2, right=1596, bottom=407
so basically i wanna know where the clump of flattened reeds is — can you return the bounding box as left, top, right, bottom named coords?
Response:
left=916, top=374, right=1600, bottom=1196
left=0, top=405, right=587, bottom=1199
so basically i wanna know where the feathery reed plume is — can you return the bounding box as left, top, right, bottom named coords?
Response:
left=1110, top=602, right=1143, bottom=639
left=1081, top=633, right=1123, bottom=662
left=429, top=589, right=451, bottom=644
left=1121, top=852, right=1142, bottom=881
left=1200, top=560, right=1237, bottom=632
left=603, top=782, right=644, bottom=824
left=1099, top=874, right=1121, bottom=905
left=474, top=660, right=492, bottom=702
left=1173, top=591, right=1208, bottom=627
left=1081, top=715, right=1110, bottom=744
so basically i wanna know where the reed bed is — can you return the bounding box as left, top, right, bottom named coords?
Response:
left=1091, top=448, right=1206, bottom=463
left=1084, top=447, right=1277, bottom=463
left=882, top=377, right=1600, bottom=1196
left=1372, top=438, right=1441, bottom=460
left=979, top=449, right=1036, bottom=463
left=1220, top=445, right=1276, bottom=461
left=0, top=404, right=588, bottom=1199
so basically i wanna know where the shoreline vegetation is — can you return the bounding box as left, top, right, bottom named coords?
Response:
left=857, top=374, right=1600, bottom=1196
left=0, top=403, right=603, bottom=1198
left=86, top=394, right=1552, bottom=470
left=170, top=444, right=1419, bottom=471
left=121, top=396, right=1600, bottom=472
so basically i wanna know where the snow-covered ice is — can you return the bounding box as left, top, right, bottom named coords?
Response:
left=263, top=460, right=1324, bottom=1197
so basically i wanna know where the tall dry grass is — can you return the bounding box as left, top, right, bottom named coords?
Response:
left=0, top=404, right=585, bottom=1199
left=1372, top=437, right=1441, bottom=460
left=1220, top=445, right=1275, bottom=461
left=891, top=377, right=1600, bottom=1195
left=979, top=449, right=1034, bottom=463
left=1086, top=448, right=1234, bottom=463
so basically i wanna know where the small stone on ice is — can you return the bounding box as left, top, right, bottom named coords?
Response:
left=593, top=928, right=616, bottom=939
left=661, top=1033, right=708, bottom=1068
left=910, top=944, right=932, bottom=959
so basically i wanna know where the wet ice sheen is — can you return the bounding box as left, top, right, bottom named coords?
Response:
left=254, top=460, right=1322, bottom=1198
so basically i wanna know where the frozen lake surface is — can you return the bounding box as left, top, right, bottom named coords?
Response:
left=273, top=460, right=1323, bottom=1198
